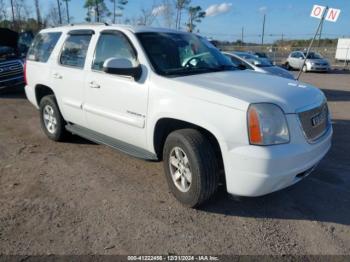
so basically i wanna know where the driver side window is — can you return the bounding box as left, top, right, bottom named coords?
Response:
left=92, top=32, right=137, bottom=71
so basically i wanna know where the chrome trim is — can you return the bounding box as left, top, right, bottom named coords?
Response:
left=296, top=100, right=331, bottom=144
left=0, top=59, right=23, bottom=66
left=0, top=75, right=24, bottom=83
left=295, top=99, right=325, bottom=114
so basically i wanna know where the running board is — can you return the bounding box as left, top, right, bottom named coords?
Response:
left=65, top=124, right=158, bottom=161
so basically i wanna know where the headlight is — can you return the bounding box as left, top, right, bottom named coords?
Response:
left=247, top=103, right=290, bottom=145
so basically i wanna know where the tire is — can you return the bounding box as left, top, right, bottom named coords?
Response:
left=163, top=129, right=219, bottom=207
left=39, top=95, right=67, bottom=141
left=285, top=62, right=291, bottom=71
left=302, top=65, right=308, bottom=73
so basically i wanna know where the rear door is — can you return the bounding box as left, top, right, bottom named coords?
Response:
left=50, top=30, right=94, bottom=126
left=295, top=52, right=305, bottom=69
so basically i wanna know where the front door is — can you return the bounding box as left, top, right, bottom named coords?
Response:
left=84, top=30, right=149, bottom=149
left=294, top=52, right=305, bottom=69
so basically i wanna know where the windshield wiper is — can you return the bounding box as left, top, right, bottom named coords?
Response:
left=162, top=64, right=237, bottom=76
left=213, top=64, right=238, bottom=71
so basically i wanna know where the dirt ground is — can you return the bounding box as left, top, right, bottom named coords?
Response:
left=0, top=71, right=349, bottom=256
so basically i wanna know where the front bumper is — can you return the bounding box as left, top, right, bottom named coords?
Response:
left=222, top=115, right=332, bottom=197
left=308, top=65, right=330, bottom=72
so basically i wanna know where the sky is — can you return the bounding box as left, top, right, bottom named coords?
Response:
left=9, top=0, right=350, bottom=43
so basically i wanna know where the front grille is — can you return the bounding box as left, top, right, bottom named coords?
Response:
left=298, top=102, right=329, bottom=143
left=0, top=60, right=23, bottom=81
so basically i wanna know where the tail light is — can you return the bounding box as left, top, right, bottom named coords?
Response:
left=23, top=60, right=27, bottom=85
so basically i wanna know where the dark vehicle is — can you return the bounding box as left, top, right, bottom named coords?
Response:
left=0, top=28, right=33, bottom=92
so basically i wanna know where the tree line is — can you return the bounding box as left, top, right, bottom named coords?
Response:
left=0, top=0, right=206, bottom=33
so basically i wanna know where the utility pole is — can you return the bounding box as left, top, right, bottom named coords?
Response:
left=65, top=0, right=70, bottom=23
left=318, top=21, right=323, bottom=47
left=261, top=14, right=266, bottom=46
left=57, top=0, right=62, bottom=24
left=241, top=27, right=244, bottom=45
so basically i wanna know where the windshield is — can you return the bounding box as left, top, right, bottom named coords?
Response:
left=137, top=32, right=236, bottom=76
left=304, top=52, right=323, bottom=59
left=0, top=45, right=16, bottom=59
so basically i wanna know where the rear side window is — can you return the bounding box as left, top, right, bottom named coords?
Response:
left=27, top=32, right=62, bottom=62
left=60, top=34, right=92, bottom=69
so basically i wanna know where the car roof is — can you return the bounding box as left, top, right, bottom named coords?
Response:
left=39, top=23, right=184, bottom=35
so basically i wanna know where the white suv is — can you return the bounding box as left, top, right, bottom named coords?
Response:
left=25, top=24, right=332, bottom=207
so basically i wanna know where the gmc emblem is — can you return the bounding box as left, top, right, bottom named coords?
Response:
left=311, top=108, right=327, bottom=127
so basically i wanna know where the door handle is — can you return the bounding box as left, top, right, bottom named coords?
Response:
left=53, top=73, right=62, bottom=79
left=89, top=81, right=100, bottom=89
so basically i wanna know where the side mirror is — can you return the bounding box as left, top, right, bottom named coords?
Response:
left=103, top=58, right=142, bottom=81
left=252, top=60, right=261, bottom=66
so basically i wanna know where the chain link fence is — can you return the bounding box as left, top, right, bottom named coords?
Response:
left=217, top=44, right=350, bottom=69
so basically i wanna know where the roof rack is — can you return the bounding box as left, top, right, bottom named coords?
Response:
left=69, top=22, right=109, bottom=26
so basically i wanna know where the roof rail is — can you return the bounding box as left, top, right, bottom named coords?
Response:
left=69, top=22, right=109, bottom=26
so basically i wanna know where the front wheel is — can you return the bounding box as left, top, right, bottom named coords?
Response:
left=163, top=129, right=219, bottom=207
left=302, top=65, right=308, bottom=73
left=285, top=62, right=292, bottom=71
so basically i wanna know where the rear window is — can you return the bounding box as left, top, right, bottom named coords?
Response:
left=27, top=32, right=62, bottom=62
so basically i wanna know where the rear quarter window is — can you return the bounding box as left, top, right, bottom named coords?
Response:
left=27, top=32, right=62, bottom=63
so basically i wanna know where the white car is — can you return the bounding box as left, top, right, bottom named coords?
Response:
left=24, top=24, right=332, bottom=207
left=223, top=51, right=295, bottom=80
left=286, top=51, right=330, bottom=72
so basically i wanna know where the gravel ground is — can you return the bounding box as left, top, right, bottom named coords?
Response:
left=0, top=71, right=349, bottom=256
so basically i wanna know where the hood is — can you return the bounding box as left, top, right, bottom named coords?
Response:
left=257, top=57, right=273, bottom=64
left=169, top=70, right=325, bottom=113
left=0, top=28, right=18, bottom=49
left=262, top=66, right=295, bottom=80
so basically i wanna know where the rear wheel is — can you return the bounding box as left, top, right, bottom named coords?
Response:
left=39, top=95, right=67, bottom=141
left=163, top=129, right=219, bottom=207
